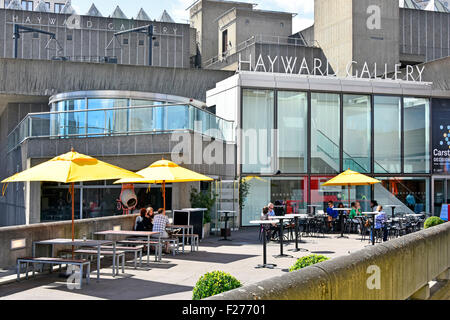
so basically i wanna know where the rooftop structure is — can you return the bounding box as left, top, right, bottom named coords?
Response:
left=86, top=3, right=102, bottom=17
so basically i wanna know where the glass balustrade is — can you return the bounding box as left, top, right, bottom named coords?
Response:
left=7, top=104, right=235, bottom=152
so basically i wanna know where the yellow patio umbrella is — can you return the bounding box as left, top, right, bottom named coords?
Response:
left=1, top=149, right=143, bottom=256
left=322, top=169, right=381, bottom=206
left=114, top=159, right=214, bottom=214
left=241, top=176, right=267, bottom=183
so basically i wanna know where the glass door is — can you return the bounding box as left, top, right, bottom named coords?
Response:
left=433, top=178, right=445, bottom=216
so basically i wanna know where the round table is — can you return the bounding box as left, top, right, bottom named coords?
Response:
left=362, top=212, right=379, bottom=246
left=384, top=205, right=400, bottom=219
left=334, top=208, right=351, bottom=239
left=269, top=216, right=294, bottom=258
left=250, top=220, right=280, bottom=269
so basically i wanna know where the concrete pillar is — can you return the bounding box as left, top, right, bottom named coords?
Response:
left=24, top=158, right=41, bottom=225
left=409, top=283, right=430, bottom=300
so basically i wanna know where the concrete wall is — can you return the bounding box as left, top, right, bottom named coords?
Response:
left=205, top=41, right=328, bottom=74
left=0, top=58, right=234, bottom=115
left=0, top=214, right=138, bottom=269
left=315, top=0, right=353, bottom=77
left=400, top=8, right=450, bottom=63
left=352, top=0, right=400, bottom=77
left=0, top=8, right=192, bottom=68
left=189, top=0, right=253, bottom=65
left=208, top=222, right=450, bottom=300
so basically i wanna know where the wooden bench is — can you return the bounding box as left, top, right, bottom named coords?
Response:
left=17, top=257, right=90, bottom=288
left=172, top=234, right=199, bottom=252
left=100, top=245, right=143, bottom=269
left=74, top=250, right=125, bottom=275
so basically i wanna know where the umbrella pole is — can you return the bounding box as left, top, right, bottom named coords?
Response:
left=71, top=182, right=75, bottom=259
left=348, top=184, right=351, bottom=208
left=163, top=181, right=166, bottom=215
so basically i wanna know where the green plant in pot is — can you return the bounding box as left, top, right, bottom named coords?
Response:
left=190, top=186, right=217, bottom=225
left=192, top=270, right=242, bottom=300
left=424, top=216, right=445, bottom=229
left=289, top=254, right=330, bottom=272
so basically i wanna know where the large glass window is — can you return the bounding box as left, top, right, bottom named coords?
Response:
left=241, top=177, right=306, bottom=226
left=241, top=177, right=270, bottom=226
left=404, top=97, right=430, bottom=173
left=343, top=95, right=371, bottom=173
left=277, top=91, right=308, bottom=173
left=310, top=177, right=371, bottom=213
left=311, top=93, right=340, bottom=173
left=129, top=100, right=162, bottom=132
left=374, top=177, right=429, bottom=215
left=242, top=89, right=274, bottom=174
left=50, top=99, right=86, bottom=136
left=374, top=96, right=401, bottom=173
left=87, top=99, right=128, bottom=135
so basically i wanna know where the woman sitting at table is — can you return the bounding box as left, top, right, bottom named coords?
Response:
left=145, top=207, right=154, bottom=231
left=349, top=202, right=361, bottom=233
left=134, top=208, right=147, bottom=231
left=370, top=205, right=388, bottom=242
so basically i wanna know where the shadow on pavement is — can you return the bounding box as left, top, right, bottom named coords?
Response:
left=166, top=251, right=257, bottom=264
left=50, top=277, right=193, bottom=300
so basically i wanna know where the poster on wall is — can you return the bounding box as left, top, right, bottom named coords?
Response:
left=432, top=99, right=450, bottom=174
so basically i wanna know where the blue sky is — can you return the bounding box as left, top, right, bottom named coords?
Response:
left=72, top=0, right=314, bottom=33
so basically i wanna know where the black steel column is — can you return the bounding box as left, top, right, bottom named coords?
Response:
left=148, top=25, right=153, bottom=66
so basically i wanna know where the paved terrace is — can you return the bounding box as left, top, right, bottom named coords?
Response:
left=0, top=229, right=368, bottom=300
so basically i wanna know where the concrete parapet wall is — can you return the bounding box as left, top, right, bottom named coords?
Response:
left=0, top=214, right=138, bottom=269
left=207, top=222, right=450, bottom=300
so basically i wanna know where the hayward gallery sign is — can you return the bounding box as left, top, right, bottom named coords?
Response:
left=238, top=54, right=426, bottom=82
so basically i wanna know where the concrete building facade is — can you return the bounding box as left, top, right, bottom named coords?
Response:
left=0, top=8, right=195, bottom=67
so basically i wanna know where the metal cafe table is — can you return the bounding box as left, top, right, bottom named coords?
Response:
left=166, top=224, right=194, bottom=253
left=95, top=230, right=161, bottom=265
left=287, top=214, right=309, bottom=253
left=250, top=219, right=280, bottom=269
left=384, top=205, right=401, bottom=219
left=269, top=216, right=293, bottom=258
left=334, top=208, right=351, bottom=239
left=362, top=212, right=379, bottom=246
left=307, top=204, right=321, bottom=216
left=33, top=238, right=114, bottom=281
left=218, top=210, right=236, bottom=241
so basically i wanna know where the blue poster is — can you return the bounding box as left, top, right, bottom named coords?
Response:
left=440, top=204, right=449, bottom=222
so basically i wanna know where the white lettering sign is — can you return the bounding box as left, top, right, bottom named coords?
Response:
left=238, top=54, right=426, bottom=82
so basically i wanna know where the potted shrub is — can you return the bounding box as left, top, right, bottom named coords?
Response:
left=190, top=187, right=216, bottom=238
left=289, top=254, right=330, bottom=272
left=192, top=271, right=242, bottom=300
left=424, top=216, right=445, bottom=229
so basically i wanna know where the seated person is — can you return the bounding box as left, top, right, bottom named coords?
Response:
left=145, top=207, right=154, bottom=231
left=326, top=201, right=338, bottom=231
left=134, top=208, right=147, bottom=231
left=371, top=205, right=388, bottom=242
left=152, top=208, right=170, bottom=253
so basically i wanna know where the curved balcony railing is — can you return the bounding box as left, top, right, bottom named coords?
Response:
left=7, top=103, right=235, bottom=152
